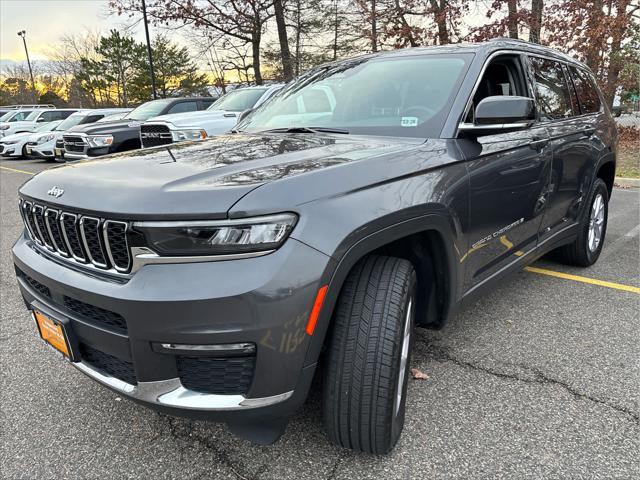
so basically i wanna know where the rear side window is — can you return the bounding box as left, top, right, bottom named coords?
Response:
left=529, top=57, right=573, bottom=121
left=83, top=115, right=104, bottom=124
left=168, top=101, right=198, bottom=114
left=568, top=66, right=601, bottom=114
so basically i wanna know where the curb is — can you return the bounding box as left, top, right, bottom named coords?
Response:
left=614, top=177, right=640, bottom=188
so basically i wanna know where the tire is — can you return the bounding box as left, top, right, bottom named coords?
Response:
left=323, top=255, right=416, bottom=454
left=553, top=177, right=609, bottom=267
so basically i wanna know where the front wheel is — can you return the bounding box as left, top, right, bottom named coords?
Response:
left=322, top=255, right=416, bottom=454
left=553, top=177, right=609, bottom=267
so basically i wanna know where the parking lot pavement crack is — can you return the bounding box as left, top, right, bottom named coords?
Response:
left=325, top=452, right=345, bottom=480
left=158, top=413, right=255, bottom=480
left=416, top=336, right=639, bottom=425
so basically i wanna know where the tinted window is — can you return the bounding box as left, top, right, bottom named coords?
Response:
left=168, top=101, right=198, bottom=114
left=124, top=100, right=174, bottom=121
left=569, top=66, right=601, bottom=114
left=83, top=115, right=104, bottom=124
left=209, top=89, right=268, bottom=112
left=39, top=111, right=59, bottom=122
left=530, top=57, right=572, bottom=120
left=240, top=54, right=471, bottom=138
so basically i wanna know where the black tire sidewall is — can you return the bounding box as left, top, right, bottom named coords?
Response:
left=390, top=272, right=417, bottom=444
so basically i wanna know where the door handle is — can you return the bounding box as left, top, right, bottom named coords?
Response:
left=582, top=127, right=596, bottom=137
left=529, top=137, right=549, bottom=150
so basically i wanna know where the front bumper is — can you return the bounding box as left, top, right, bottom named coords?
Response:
left=13, top=233, right=333, bottom=420
left=29, top=142, right=55, bottom=159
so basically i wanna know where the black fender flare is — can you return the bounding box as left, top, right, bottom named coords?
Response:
left=303, top=213, right=460, bottom=367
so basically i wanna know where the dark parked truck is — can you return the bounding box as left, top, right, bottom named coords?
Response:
left=13, top=40, right=616, bottom=454
left=62, top=97, right=216, bottom=160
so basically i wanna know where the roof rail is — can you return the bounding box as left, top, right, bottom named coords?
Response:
left=0, top=104, right=56, bottom=109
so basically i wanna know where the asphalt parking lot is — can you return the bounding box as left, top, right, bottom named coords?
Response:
left=1, top=158, right=638, bottom=480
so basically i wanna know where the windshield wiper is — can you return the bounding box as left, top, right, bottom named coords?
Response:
left=260, top=126, right=350, bottom=135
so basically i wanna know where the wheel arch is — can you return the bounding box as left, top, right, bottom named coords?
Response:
left=303, top=213, right=460, bottom=366
left=596, top=155, right=616, bottom=198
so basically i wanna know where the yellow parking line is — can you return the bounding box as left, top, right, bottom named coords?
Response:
left=524, top=266, right=640, bottom=294
left=0, top=165, right=35, bottom=175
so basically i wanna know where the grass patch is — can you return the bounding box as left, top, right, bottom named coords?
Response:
left=617, top=127, right=639, bottom=179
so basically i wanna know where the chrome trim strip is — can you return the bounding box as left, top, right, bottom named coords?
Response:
left=72, top=361, right=293, bottom=411
left=129, top=246, right=274, bottom=273
left=103, top=220, right=131, bottom=273
left=60, top=212, right=87, bottom=263
left=32, top=204, right=53, bottom=250
left=79, top=216, right=109, bottom=268
left=44, top=208, right=69, bottom=257
left=458, top=121, right=532, bottom=131
left=133, top=213, right=296, bottom=229
left=159, top=342, right=256, bottom=354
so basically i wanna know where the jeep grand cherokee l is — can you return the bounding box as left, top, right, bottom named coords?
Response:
left=13, top=39, right=616, bottom=454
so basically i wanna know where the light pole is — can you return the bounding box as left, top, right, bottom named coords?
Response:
left=17, top=30, right=36, bottom=93
left=141, top=0, right=158, bottom=99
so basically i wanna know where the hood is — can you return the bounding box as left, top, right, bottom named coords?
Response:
left=19, top=132, right=421, bottom=219
left=150, top=109, right=237, bottom=128
left=0, top=131, right=32, bottom=142
left=67, top=119, right=140, bottom=135
left=2, top=121, right=36, bottom=130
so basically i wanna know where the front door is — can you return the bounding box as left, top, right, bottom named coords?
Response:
left=462, top=54, right=552, bottom=292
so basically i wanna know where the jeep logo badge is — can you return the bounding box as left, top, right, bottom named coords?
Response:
left=47, top=186, right=64, bottom=198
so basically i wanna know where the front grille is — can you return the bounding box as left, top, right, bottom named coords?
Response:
left=63, top=296, right=127, bottom=333
left=80, top=217, right=108, bottom=267
left=16, top=267, right=51, bottom=298
left=140, top=124, right=173, bottom=148
left=176, top=355, right=255, bottom=395
left=63, top=135, right=86, bottom=153
left=18, top=199, right=131, bottom=274
left=79, top=343, right=137, bottom=385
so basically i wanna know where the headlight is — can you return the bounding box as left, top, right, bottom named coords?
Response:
left=1, top=140, right=17, bottom=145
left=86, top=134, right=113, bottom=148
left=133, top=213, right=297, bottom=256
left=0, top=125, right=9, bottom=130
left=170, top=129, right=207, bottom=142
left=37, top=134, right=55, bottom=144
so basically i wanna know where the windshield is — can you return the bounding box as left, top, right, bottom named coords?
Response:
left=99, top=112, right=128, bottom=122
left=240, top=54, right=471, bottom=138
left=56, top=113, right=86, bottom=131
left=4, top=110, right=33, bottom=122
left=208, top=88, right=267, bottom=112
left=25, top=110, right=44, bottom=121
left=124, top=100, right=173, bottom=121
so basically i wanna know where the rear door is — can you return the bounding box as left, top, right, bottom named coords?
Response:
left=463, top=53, right=552, bottom=292
left=527, top=56, right=595, bottom=241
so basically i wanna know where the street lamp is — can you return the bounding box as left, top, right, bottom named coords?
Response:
left=141, top=0, right=158, bottom=99
left=17, top=30, right=36, bottom=93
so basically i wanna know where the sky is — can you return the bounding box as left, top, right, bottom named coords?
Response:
left=0, top=0, right=144, bottom=65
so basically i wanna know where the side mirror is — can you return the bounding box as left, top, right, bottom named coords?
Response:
left=36, top=117, right=46, bottom=122
left=236, top=108, right=254, bottom=124
left=459, top=96, right=535, bottom=136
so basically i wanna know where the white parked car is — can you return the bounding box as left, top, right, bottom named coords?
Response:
left=0, top=120, right=62, bottom=158
left=139, top=85, right=283, bottom=148
left=0, top=108, right=78, bottom=138
left=26, top=108, right=131, bottom=161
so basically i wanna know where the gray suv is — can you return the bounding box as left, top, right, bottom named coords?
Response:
left=12, top=39, right=617, bottom=454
